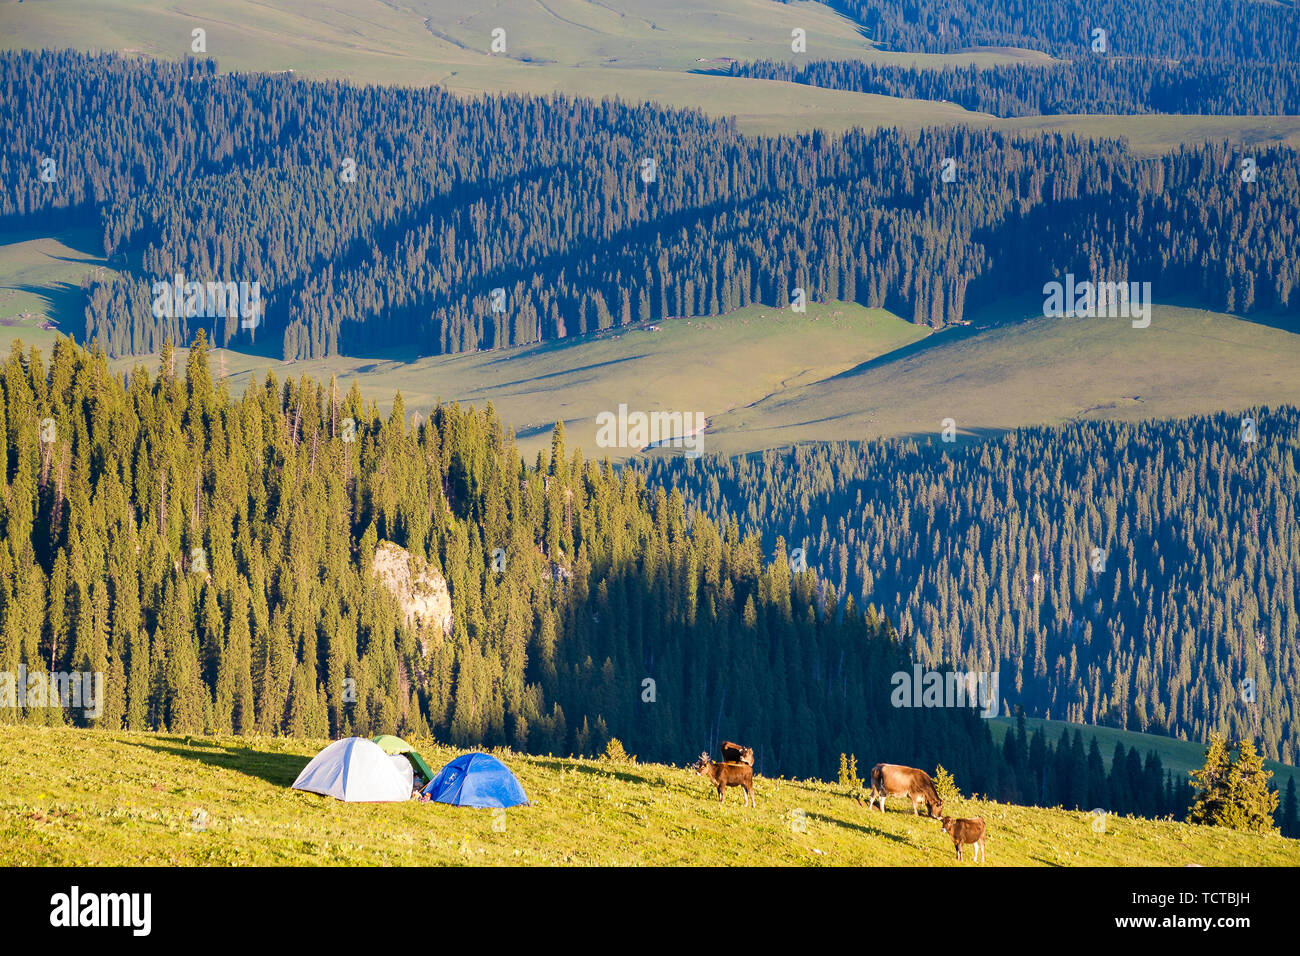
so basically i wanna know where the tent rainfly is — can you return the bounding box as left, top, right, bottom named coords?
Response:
left=292, top=737, right=413, bottom=802
left=371, top=734, right=436, bottom=784
left=421, top=753, right=530, bottom=808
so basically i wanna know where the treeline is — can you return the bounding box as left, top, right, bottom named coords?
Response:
left=747, top=0, right=1300, bottom=121
left=0, top=332, right=1009, bottom=784
left=4, top=51, right=1300, bottom=362
left=995, top=713, right=1185, bottom=819
left=811, top=0, right=1300, bottom=59
left=644, top=409, right=1300, bottom=763
left=732, top=58, right=1300, bottom=117
left=992, top=714, right=1300, bottom=837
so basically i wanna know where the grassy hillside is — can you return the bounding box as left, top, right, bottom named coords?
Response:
left=2, top=725, right=1295, bottom=865
left=0, top=228, right=114, bottom=353
left=703, top=304, right=1300, bottom=456
left=0, top=0, right=996, bottom=137
left=105, top=301, right=930, bottom=463
left=5, top=224, right=1297, bottom=464
left=4, top=0, right=1299, bottom=147
left=989, top=718, right=1300, bottom=794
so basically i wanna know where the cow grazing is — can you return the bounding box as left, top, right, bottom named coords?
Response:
left=693, top=752, right=755, bottom=807
left=868, top=763, right=943, bottom=818
left=940, top=815, right=986, bottom=862
left=720, top=740, right=754, bottom=766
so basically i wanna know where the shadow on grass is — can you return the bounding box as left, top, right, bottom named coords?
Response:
left=528, top=756, right=664, bottom=788
left=806, top=810, right=913, bottom=845
left=123, top=737, right=308, bottom=787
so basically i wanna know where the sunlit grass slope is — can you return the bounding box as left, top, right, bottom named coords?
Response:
left=704, top=305, right=1300, bottom=455
left=2, top=726, right=1296, bottom=866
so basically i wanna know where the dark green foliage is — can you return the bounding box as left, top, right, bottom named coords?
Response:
left=733, top=58, right=1300, bottom=117
left=812, top=0, right=1300, bottom=60
left=645, top=409, right=1300, bottom=761
left=1281, top=778, right=1299, bottom=838
left=4, top=51, right=1299, bottom=363
left=1188, top=735, right=1278, bottom=833
left=0, top=333, right=1003, bottom=782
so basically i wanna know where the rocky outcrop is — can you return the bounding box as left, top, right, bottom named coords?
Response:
left=371, top=541, right=453, bottom=641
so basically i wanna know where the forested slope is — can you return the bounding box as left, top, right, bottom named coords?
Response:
left=0, top=333, right=1006, bottom=784
left=645, top=410, right=1300, bottom=762
left=740, top=1, right=1300, bottom=119
left=4, top=51, right=1299, bottom=363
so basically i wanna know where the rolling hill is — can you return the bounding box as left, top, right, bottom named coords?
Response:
left=147, top=303, right=1300, bottom=462
left=3, top=0, right=1298, bottom=148
left=6, top=217, right=1296, bottom=464
left=5, top=221, right=1297, bottom=463
left=702, top=304, right=1300, bottom=456
left=2, top=725, right=1295, bottom=866
left=0, top=228, right=114, bottom=354
left=72, top=300, right=925, bottom=463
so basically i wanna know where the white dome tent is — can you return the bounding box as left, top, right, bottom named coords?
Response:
left=292, top=737, right=413, bottom=802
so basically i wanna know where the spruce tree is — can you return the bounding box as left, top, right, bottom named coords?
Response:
left=1189, top=735, right=1278, bottom=833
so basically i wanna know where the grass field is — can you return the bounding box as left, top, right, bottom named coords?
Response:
left=703, top=304, right=1300, bottom=456
left=988, top=718, right=1300, bottom=794
left=5, top=0, right=1300, bottom=148
left=104, top=301, right=931, bottom=462
left=5, top=226, right=1298, bottom=462
left=0, top=228, right=114, bottom=354
left=2, top=725, right=1295, bottom=865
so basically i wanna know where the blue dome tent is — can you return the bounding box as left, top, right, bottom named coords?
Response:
left=422, top=753, right=530, bottom=808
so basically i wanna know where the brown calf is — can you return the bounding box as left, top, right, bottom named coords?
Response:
left=940, top=815, right=986, bottom=862
left=693, top=752, right=755, bottom=807
left=720, top=740, right=754, bottom=766
left=868, top=763, right=943, bottom=818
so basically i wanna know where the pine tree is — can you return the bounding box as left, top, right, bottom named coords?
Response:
left=1189, top=735, right=1278, bottom=833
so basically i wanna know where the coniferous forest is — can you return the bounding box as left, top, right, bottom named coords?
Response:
left=731, top=58, right=1300, bottom=118
left=0, top=333, right=1014, bottom=785
left=986, top=716, right=1297, bottom=838
left=748, top=0, right=1300, bottom=118
left=811, top=0, right=1300, bottom=59
left=4, top=50, right=1300, bottom=363
left=644, top=411, right=1300, bottom=763
left=2, top=4, right=1299, bottom=846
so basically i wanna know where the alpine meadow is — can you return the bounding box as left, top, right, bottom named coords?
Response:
left=0, top=0, right=1298, bottom=932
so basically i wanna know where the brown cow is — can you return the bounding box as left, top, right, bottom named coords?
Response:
left=867, top=763, right=943, bottom=818
left=940, top=815, right=986, bottom=862
left=693, top=752, right=755, bottom=807
left=720, top=740, right=754, bottom=766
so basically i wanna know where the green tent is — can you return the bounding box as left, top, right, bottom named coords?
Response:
left=371, top=734, right=436, bottom=784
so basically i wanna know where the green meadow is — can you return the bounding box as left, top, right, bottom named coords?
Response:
left=4, top=0, right=1299, bottom=147
left=0, top=228, right=114, bottom=354
left=100, top=301, right=930, bottom=463
left=704, top=304, right=1300, bottom=456
left=5, top=223, right=1298, bottom=463
left=2, top=725, right=1295, bottom=866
